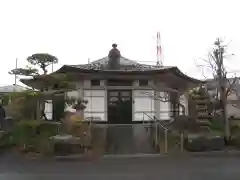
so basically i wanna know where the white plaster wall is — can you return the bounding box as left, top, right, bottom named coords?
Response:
left=66, top=90, right=81, bottom=99
left=154, top=91, right=160, bottom=120
left=133, top=90, right=155, bottom=121
left=83, top=80, right=91, bottom=88
left=179, top=94, right=188, bottom=115
left=154, top=80, right=172, bottom=120
left=159, top=92, right=171, bottom=120
left=64, top=80, right=106, bottom=121
left=83, top=90, right=106, bottom=121
left=44, top=100, right=53, bottom=120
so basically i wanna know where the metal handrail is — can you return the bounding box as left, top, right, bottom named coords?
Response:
left=142, top=112, right=168, bottom=130
left=142, top=112, right=181, bottom=136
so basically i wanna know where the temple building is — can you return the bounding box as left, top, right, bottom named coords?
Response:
left=21, top=44, right=202, bottom=123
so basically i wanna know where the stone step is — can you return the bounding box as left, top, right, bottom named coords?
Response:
left=104, top=125, right=157, bottom=155
left=192, top=96, right=209, bottom=100
left=196, top=108, right=208, bottom=112
left=197, top=120, right=213, bottom=126
left=195, top=100, right=211, bottom=104
left=197, top=115, right=213, bottom=119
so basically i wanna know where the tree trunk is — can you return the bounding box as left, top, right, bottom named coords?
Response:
left=220, top=82, right=230, bottom=141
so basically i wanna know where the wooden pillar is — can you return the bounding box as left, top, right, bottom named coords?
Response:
left=154, top=91, right=160, bottom=120
left=170, top=92, right=180, bottom=118
left=183, top=92, right=189, bottom=115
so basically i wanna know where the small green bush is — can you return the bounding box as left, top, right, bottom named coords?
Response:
left=1, top=120, right=59, bottom=154
left=209, top=119, right=224, bottom=131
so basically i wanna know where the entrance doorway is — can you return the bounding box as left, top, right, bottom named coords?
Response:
left=107, top=90, right=132, bottom=124
left=106, top=90, right=134, bottom=154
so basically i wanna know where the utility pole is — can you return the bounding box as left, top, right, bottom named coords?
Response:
left=52, top=62, right=54, bottom=73
left=156, top=32, right=163, bottom=67
left=215, top=38, right=230, bottom=141
left=14, top=58, right=18, bottom=85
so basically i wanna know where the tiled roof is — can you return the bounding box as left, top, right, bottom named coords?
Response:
left=20, top=55, right=203, bottom=88
left=68, top=56, right=172, bottom=71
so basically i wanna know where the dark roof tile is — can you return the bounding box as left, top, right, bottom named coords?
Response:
left=68, top=56, right=172, bottom=71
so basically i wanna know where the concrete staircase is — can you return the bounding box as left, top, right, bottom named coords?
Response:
left=105, top=124, right=157, bottom=154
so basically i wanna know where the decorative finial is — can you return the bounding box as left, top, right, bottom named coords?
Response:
left=112, top=43, right=117, bottom=48
left=108, top=43, right=121, bottom=69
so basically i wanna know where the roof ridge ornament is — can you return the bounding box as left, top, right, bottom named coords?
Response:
left=108, top=43, right=121, bottom=69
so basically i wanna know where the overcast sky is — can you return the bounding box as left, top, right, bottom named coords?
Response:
left=0, top=0, right=239, bottom=86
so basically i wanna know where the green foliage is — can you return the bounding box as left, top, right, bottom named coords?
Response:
left=27, top=53, right=58, bottom=74
left=189, top=86, right=210, bottom=100
left=7, top=90, right=41, bottom=99
left=229, top=120, right=240, bottom=139
left=0, top=132, right=14, bottom=148
left=1, top=95, right=9, bottom=105
left=4, top=90, right=40, bottom=120
left=184, top=134, right=225, bottom=152
left=9, top=67, right=39, bottom=76
left=209, top=118, right=224, bottom=131
left=7, top=120, right=59, bottom=154
left=9, top=53, right=58, bottom=83
left=228, top=125, right=240, bottom=147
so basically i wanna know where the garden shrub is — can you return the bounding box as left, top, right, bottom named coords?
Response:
left=4, top=120, right=59, bottom=153
left=229, top=125, right=240, bottom=147
left=184, top=134, right=224, bottom=152
left=4, top=91, right=39, bottom=121
left=209, top=119, right=224, bottom=132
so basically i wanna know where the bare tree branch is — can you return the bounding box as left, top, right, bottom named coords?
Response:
left=197, top=38, right=236, bottom=99
left=226, top=76, right=237, bottom=97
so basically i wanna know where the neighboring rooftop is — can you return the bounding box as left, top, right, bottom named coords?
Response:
left=0, top=84, right=29, bottom=93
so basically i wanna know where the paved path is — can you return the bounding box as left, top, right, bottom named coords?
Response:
left=0, top=154, right=240, bottom=179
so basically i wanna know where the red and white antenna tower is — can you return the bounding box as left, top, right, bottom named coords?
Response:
left=156, top=32, right=163, bottom=67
